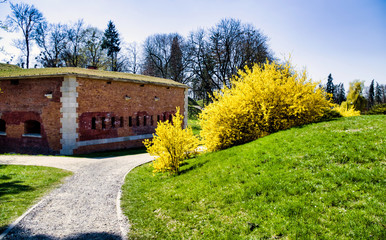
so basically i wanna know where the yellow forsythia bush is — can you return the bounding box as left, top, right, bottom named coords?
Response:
left=333, top=103, right=361, bottom=117
left=199, top=61, right=332, bottom=152
left=143, top=108, right=200, bottom=174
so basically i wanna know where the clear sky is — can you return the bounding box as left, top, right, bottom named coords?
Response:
left=1, top=0, right=385, bottom=88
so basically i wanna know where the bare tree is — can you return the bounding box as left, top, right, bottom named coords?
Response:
left=62, top=19, right=86, bottom=67
left=126, top=42, right=140, bottom=74
left=209, top=18, right=273, bottom=88
left=34, top=22, right=67, bottom=67
left=142, top=33, right=190, bottom=83
left=187, top=29, right=217, bottom=102
left=142, top=33, right=173, bottom=78
left=83, top=27, right=105, bottom=68
left=7, top=2, right=44, bottom=68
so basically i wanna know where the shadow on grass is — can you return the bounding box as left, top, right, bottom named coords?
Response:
left=2, top=226, right=122, bottom=239
left=179, top=159, right=209, bottom=175
left=0, top=181, right=34, bottom=197
left=71, top=147, right=148, bottom=159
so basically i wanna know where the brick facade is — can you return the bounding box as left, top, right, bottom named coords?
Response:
left=0, top=69, right=187, bottom=155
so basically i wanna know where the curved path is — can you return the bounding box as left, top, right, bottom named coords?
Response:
left=0, top=153, right=153, bottom=240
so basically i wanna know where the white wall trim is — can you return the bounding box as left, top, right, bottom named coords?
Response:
left=77, top=134, right=153, bottom=147
left=60, top=76, right=79, bottom=155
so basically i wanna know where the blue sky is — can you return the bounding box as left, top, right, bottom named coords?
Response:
left=1, top=0, right=385, bottom=88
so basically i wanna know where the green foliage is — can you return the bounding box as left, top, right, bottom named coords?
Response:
left=122, top=115, right=386, bottom=239
left=317, top=108, right=342, bottom=122
left=187, top=118, right=201, bottom=136
left=0, top=63, right=21, bottom=71
left=143, top=108, right=200, bottom=174
left=368, top=79, right=375, bottom=109
left=326, top=73, right=334, bottom=99
left=366, top=103, right=386, bottom=115
left=0, top=165, right=72, bottom=232
left=188, top=97, right=202, bottom=119
left=199, top=61, right=331, bottom=152
left=344, top=80, right=367, bottom=112
left=102, top=20, right=120, bottom=71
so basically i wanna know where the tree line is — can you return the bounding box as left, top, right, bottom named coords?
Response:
left=3, top=2, right=273, bottom=103
left=325, top=73, right=386, bottom=111
left=2, top=2, right=384, bottom=107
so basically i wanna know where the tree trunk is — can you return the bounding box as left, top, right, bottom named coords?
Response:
left=26, top=36, right=30, bottom=69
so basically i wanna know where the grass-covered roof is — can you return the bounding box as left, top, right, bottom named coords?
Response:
left=0, top=66, right=188, bottom=88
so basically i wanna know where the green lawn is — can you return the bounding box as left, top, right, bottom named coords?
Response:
left=0, top=165, right=72, bottom=233
left=121, top=115, right=386, bottom=239
left=188, top=118, right=201, bottom=137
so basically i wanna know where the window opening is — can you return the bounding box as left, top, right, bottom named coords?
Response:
left=143, top=116, right=147, bottom=126
left=136, top=116, right=140, bottom=126
left=24, top=120, right=41, bottom=135
left=157, top=115, right=160, bottom=122
left=128, top=116, right=132, bottom=127
left=120, top=117, right=124, bottom=127
left=151, top=116, right=154, bottom=126
left=111, top=117, right=116, bottom=128
left=169, top=114, right=173, bottom=124
left=11, top=80, right=19, bottom=85
left=163, top=114, right=166, bottom=122
left=0, top=119, right=6, bottom=133
left=91, top=117, right=96, bottom=129
left=102, top=117, right=106, bottom=129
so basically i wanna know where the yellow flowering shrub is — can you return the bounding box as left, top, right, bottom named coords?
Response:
left=333, top=103, right=361, bottom=117
left=143, top=108, right=200, bottom=174
left=199, top=61, right=332, bottom=152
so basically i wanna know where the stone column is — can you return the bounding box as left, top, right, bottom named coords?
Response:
left=60, top=76, right=79, bottom=155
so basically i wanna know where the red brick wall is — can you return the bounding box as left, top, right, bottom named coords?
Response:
left=0, top=78, right=62, bottom=154
left=75, top=78, right=185, bottom=153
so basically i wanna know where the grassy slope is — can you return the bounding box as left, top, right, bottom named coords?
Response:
left=188, top=119, right=201, bottom=137
left=0, top=165, right=72, bottom=232
left=122, top=116, right=386, bottom=239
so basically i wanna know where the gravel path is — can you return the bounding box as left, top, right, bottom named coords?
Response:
left=0, top=153, right=153, bottom=240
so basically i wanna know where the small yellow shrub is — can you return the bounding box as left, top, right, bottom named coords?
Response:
left=199, top=61, right=332, bottom=152
left=333, top=103, right=361, bottom=117
left=143, top=108, right=200, bottom=174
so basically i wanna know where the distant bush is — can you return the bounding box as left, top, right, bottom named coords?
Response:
left=366, top=103, right=386, bottom=115
left=317, top=108, right=342, bottom=122
left=143, top=108, right=200, bottom=174
left=333, top=103, right=361, bottom=117
left=199, top=61, right=332, bottom=152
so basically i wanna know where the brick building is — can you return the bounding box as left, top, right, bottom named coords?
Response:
left=0, top=67, right=188, bottom=155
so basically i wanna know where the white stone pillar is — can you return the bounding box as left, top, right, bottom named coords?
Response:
left=184, top=88, right=188, bottom=128
left=60, top=76, right=79, bottom=155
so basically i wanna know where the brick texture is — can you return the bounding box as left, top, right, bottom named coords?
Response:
left=0, top=76, right=186, bottom=155
left=75, top=78, right=185, bottom=154
left=0, top=78, right=62, bottom=154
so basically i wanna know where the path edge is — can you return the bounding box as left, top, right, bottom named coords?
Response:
left=116, top=159, right=153, bottom=240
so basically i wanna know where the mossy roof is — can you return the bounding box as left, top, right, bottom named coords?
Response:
left=0, top=67, right=188, bottom=88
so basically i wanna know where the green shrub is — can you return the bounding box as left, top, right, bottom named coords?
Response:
left=366, top=103, right=386, bottom=115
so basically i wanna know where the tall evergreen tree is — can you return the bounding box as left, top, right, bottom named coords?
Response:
left=375, top=82, right=382, bottom=104
left=334, top=83, right=346, bottom=105
left=326, top=73, right=334, bottom=100
left=102, top=20, right=120, bottom=71
left=368, top=79, right=375, bottom=109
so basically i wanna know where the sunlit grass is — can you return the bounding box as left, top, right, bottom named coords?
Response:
left=0, top=165, right=72, bottom=233
left=122, top=115, right=385, bottom=239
